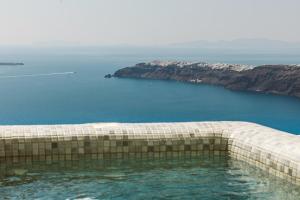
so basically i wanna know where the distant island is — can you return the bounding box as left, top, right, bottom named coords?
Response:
left=108, top=61, right=300, bottom=98
left=0, top=62, right=24, bottom=66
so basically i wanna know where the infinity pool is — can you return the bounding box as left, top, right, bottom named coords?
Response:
left=0, top=157, right=299, bottom=199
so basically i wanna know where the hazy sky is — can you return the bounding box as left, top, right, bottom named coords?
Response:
left=0, top=0, right=299, bottom=46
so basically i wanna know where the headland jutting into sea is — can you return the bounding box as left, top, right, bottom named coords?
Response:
left=109, top=61, right=300, bottom=98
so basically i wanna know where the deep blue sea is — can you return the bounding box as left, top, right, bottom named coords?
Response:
left=0, top=47, right=300, bottom=134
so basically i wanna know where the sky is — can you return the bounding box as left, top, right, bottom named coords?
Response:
left=0, top=0, right=299, bottom=46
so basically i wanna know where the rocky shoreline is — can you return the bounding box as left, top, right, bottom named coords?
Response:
left=109, top=61, right=300, bottom=98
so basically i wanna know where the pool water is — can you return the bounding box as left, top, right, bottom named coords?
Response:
left=0, top=157, right=299, bottom=200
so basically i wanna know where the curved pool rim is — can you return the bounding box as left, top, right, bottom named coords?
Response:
left=0, top=121, right=300, bottom=185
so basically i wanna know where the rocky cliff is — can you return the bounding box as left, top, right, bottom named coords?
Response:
left=112, top=61, right=300, bottom=98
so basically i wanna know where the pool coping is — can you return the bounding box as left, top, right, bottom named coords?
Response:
left=0, top=121, right=299, bottom=185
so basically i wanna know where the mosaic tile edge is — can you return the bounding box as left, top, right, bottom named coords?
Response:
left=0, top=121, right=299, bottom=185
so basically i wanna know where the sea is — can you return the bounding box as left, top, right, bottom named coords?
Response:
left=0, top=46, right=300, bottom=134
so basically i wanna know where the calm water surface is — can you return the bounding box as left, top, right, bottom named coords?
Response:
left=0, top=48, right=300, bottom=134
left=0, top=157, right=299, bottom=200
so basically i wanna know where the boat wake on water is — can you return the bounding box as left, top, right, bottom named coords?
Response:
left=0, top=72, right=76, bottom=79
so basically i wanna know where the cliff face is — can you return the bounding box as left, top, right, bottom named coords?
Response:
left=226, top=65, right=300, bottom=97
left=113, top=61, right=300, bottom=98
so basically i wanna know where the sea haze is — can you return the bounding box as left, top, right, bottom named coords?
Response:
left=0, top=46, right=300, bottom=134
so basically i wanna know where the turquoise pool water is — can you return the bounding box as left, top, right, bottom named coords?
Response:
left=0, top=157, right=299, bottom=199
